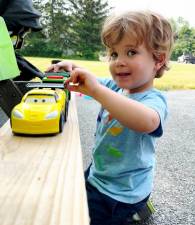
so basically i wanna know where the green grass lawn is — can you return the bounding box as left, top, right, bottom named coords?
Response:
left=27, top=57, right=195, bottom=90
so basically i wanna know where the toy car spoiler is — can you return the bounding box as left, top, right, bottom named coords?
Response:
left=25, top=82, right=65, bottom=89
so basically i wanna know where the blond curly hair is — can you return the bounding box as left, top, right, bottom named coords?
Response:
left=101, top=10, right=174, bottom=78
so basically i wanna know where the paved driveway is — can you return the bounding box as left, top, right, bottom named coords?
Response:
left=76, top=90, right=195, bottom=225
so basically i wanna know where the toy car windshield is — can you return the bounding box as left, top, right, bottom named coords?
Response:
left=25, top=95, right=57, bottom=104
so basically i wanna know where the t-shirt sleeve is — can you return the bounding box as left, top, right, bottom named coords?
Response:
left=97, top=78, right=112, bottom=86
left=141, top=92, right=168, bottom=137
left=97, top=78, right=120, bottom=91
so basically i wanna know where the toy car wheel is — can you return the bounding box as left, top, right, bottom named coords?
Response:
left=68, top=91, right=71, bottom=100
left=64, top=101, right=69, bottom=122
left=10, top=118, right=12, bottom=128
left=59, top=114, right=65, bottom=133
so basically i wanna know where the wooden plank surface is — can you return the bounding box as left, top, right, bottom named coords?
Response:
left=0, top=94, right=89, bottom=225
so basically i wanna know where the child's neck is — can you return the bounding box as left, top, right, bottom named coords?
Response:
left=124, top=86, right=154, bottom=94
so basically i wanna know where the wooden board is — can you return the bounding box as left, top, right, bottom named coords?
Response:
left=0, top=94, right=89, bottom=225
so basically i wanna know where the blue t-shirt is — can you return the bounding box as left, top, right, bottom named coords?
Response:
left=87, top=79, right=168, bottom=204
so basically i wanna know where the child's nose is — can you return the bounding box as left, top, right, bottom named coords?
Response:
left=115, top=56, right=126, bottom=67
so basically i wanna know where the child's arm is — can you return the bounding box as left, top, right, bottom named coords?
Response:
left=65, top=68, right=160, bottom=134
left=93, top=84, right=160, bottom=133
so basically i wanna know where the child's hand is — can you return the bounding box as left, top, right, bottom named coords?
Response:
left=45, top=60, right=80, bottom=72
left=65, top=68, right=100, bottom=97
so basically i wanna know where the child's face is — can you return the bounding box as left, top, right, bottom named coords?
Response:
left=108, top=35, right=160, bottom=93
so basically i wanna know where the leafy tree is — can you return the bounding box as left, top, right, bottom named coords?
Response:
left=68, top=0, right=110, bottom=59
left=21, top=0, right=111, bottom=59
left=169, top=17, right=195, bottom=61
left=21, top=0, right=71, bottom=57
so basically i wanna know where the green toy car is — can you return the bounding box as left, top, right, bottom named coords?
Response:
left=42, top=72, right=70, bottom=83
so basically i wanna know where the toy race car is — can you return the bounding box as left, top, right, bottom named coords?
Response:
left=10, top=88, right=69, bottom=135
left=42, top=71, right=70, bottom=83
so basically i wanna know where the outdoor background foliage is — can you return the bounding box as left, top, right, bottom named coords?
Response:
left=20, top=0, right=195, bottom=61
left=20, top=0, right=110, bottom=59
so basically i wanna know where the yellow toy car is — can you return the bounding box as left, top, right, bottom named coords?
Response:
left=10, top=88, right=68, bottom=134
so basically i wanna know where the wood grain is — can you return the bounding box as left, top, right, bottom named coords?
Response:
left=0, top=94, right=89, bottom=225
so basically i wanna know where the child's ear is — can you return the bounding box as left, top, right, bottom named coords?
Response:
left=154, top=53, right=166, bottom=71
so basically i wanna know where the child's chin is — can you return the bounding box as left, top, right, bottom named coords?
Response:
left=116, top=82, right=130, bottom=89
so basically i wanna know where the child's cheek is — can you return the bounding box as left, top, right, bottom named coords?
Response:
left=109, top=62, right=115, bottom=75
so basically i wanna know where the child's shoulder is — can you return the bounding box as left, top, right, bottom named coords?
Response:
left=145, top=88, right=167, bottom=100
left=130, top=88, right=167, bottom=106
left=136, top=88, right=166, bottom=98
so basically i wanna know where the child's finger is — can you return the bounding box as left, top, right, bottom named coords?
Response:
left=64, top=82, right=80, bottom=93
left=54, top=62, right=74, bottom=72
left=53, top=64, right=62, bottom=72
left=64, top=78, right=71, bottom=88
left=45, top=65, right=55, bottom=72
left=45, top=64, right=61, bottom=72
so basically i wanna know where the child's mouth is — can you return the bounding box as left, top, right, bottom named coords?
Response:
left=116, top=72, right=131, bottom=77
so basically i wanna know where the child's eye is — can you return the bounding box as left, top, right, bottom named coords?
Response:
left=127, top=50, right=137, bottom=57
left=110, top=52, right=118, bottom=60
